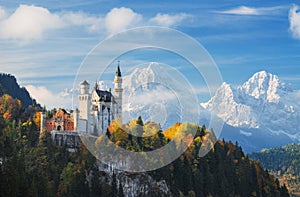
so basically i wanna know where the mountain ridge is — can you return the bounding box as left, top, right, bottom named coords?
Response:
left=202, top=70, right=300, bottom=140
left=122, top=65, right=299, bottom=152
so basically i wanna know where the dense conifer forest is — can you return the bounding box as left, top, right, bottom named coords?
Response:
left=249, top=144, right=300, bottom=196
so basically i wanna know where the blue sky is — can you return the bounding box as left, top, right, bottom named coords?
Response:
left=0, top=0, right=299, bottom=108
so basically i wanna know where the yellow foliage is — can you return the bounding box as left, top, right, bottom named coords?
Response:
left=194, top=136, right=202, bottom=143
left=108, top=120, right=121, bottom=133
left=164, top=122, right=181, bottom=140
left=115, top=140, right=121, bottom=146
left=34, top=112, right=41, bottom=129
left=143, top=121, right=161, bottom=137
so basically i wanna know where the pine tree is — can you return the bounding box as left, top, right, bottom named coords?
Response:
left=118, top=182, right=125, bottom=197
left=112, top=173, right=118, bottom=197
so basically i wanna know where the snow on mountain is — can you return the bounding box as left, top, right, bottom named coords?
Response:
left=122, top=62, right=199, bottom=129
left=121, top=66, right=299, bottom=152
left=202, top=70, right=300, bottom=144
left=201, top=82, right=257, bottom=128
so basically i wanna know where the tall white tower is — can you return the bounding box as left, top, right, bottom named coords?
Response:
left=40, top=111, right=46, bottom=132
left=114, top=62, right=123, bottom=119
left=78, top=80, right=90, bottom=120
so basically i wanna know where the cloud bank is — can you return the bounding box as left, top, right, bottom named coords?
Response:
left=218, top=5, right=286, bottom=16
left=289, top=4, right=300, bottom=39
left=0, top=6, right=6, bottom=19
left=149, top=13, right=190, bottom=27
left=0, top=5, right=191, bottom=43
left=26, top=85, right=72, bottom=109
left=105, top=7, right=142, bottom=34
left=0, top=5, right=64, bottom=43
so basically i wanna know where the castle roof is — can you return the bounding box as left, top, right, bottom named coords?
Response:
left=95, top=89, right=113, bottom=102
left=80, top=80, right=89, bottom=85
left=116, top=65, right=121, bottom=77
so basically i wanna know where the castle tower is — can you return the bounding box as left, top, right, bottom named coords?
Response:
left=40, top=111, right=46, bottom=132
left=114, top=62, right=123, bottom=119
left=78, top=80, right=90, bottom=120
left=73, top=108, right=79, bottom=130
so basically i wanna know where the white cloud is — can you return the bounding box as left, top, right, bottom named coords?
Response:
left=0, top=4, right=191, bottom=43
left=149, top=13, right=190, bottom=27
left=105, top=7, right=142, bottom=35
left=219, top=6, right=260, bottom=15
left=62, top=12, right=103, bottom=32
left=0, top=4, right=64, bottom=43
left=289, top=4, right=300, bottom=39
left=0, top=6, right=6, bottom=20
left=26, top=85, right=71, bottom=109
left=218, top=5, right=286, bottom=16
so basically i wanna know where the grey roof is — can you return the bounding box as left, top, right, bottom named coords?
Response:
left=96, top=90, right=113, bottom=102
left=116, top=65, right=121, bottom=77
left=80, top=80, right=89, bottom=85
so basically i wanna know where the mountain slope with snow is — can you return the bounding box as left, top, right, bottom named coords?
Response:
left=122, top=62, right=199, bottom=129
left=122, top=66, right=299, bottom=152
left=202, top=71, right=300, bottom=148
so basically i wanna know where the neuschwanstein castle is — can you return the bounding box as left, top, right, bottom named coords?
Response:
left=40, top=65, right=123, bottom=146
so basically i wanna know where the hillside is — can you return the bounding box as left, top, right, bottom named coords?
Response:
left=0, top=73, right=37, bottom=108
left=93, top=120, right=289, bottom=196
left=0, top=92, right=289, bottom=196
left=249, top=143, right=300, bottom=196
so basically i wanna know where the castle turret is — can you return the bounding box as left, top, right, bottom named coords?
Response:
left=73, top=108, right=79, bottom=130
left=78, top=80, right=90, bottom=121
left=114, top=62, right=123, bottom=119
left=80, top=80, right=90, bottom=94
left=40, top=111, right=46, bottom=132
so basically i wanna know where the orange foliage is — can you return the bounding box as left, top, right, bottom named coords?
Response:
left=0, top=94, right=22, bottom=120
left=226, top=141, right=235, bottom=157
left=3, top=111, right=11, bottom=120
left=108, top=120, right=121, bottom=133
left=34, top=112, right=41, bottom=129
left=164, top=122, right=181, bottom=140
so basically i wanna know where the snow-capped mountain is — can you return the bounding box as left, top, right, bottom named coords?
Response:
left=122, top=62, right=198, bottom=130
left=202, top=71, right=300, bottom=150
left=122, top=66, right=299, bottom=152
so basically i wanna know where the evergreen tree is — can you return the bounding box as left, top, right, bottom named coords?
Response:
left=118, top=182, right=125, bottom=197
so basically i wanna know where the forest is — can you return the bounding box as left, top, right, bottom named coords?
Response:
left=0, top=73, right=290, bottom=196
left=0, top=92, right=289, bottom=196
left=249, top=143, right=300, bottom=196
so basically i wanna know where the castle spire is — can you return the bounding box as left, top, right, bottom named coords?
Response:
left=94, top=80, right=99, bottom=90
left=114, top=61, right=123, bottom=119
left=116, top=61, right=121, bottom=77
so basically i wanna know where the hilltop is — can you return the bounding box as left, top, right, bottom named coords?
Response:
left=0, top=73, right=39, bottom=108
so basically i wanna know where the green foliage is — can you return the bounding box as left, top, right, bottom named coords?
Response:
left=249, top=143, right=300, bottom=196
left=0, top=94, right=290, bottom=196
left=0, top=93, right=113, bottom=197
left=104, top=120, right=289, bottom=197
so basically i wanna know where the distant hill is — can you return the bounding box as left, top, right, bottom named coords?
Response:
left=249, top=143, right=300, bottom=196
left=0, top=73, right=38, bottom=108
